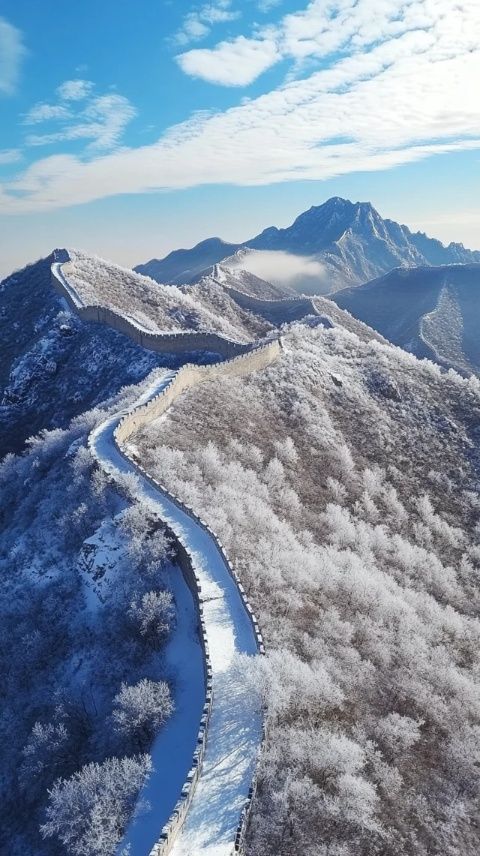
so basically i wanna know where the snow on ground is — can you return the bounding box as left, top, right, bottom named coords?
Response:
left=420, top=282, right=470, bottom=373
left=79, top=518, right=125, bottom=613
left=89, top=372, right=262, bottom=856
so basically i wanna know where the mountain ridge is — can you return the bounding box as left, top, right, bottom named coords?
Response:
left=333, top=262, right=480, bottom=376
left=135, top=197, right=480, bottom=292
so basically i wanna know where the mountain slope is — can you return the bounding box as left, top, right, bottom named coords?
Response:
left=131, top=319, right=480, bottom=856
left=136, top=197, right=480, bottom=293
left=0, top=256, right=166, bottom=459
left=333, top=263, right=480, bottom=376
left=65, top=249, right=271, bottom=343
left=135, top=237, right=241, bottom=285
left=0, top=251, right=278, bottom=460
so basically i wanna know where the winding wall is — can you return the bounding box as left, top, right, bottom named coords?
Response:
left=112, top=343, right=278, bottom=854
left=51, top=253, right=278, bottom=855
left=51, top=251, right=250, bottom=359
left=213, top=270, right=320, bottom=326
left=213, top=269, right=389, bottom=346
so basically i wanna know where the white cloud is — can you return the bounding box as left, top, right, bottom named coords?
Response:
left=229, top=250, right=327, bottom=286
left=177, top=35, right=280, bottom=85
left=178, top=0, right=478, bottom=86
left=175, top=1, right=240, bottom=47
left=1, top=1, right=480, bottom=212
left=23, top=103, right=73, bottom=124
left=57, top=79, right=94, bottom=101
left=23, top=86, right=136, bottom=152
left=0, top=17, right=25, bottom=95
left=0, top=148, right=21, bottom=165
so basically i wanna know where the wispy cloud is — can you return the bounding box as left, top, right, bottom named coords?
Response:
left=0, top=17, right=26, bottom=95
left=22, top=82, right=136, bottom=152
left=56, top=79, right=94, bottom=101
left=174, top=1, right=240, bottom=47
left=257, top=0, right=283, bottom=9
left=1, top=1, right=480, bottom=213
left=0, top=148, right=21, bottom=165
left=24, top=103, right=73, bottom=124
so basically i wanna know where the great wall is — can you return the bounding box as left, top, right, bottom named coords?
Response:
left=51, top=251, right=251, bottom=360
left=51, top=250, right=283, bottom=856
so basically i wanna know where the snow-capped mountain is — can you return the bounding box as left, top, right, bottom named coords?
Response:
left=333, top=263, right=480, bottom=376
left=135, top=197, right=480, bottom=292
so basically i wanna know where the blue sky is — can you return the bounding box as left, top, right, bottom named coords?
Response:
left=0, top=0, right=479, bottom=276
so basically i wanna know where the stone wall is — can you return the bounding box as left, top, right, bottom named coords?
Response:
left=114, top=341, right=279, bottom=443
left=51, top=251, right=251, bottom=359
left=220, top=281, right=319, bottom=325
left=52, top=250, right=277, bottom=856
left=110, top=343, right=279, bottom=854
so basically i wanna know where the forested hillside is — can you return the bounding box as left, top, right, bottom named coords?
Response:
left=0, top=382, right=178, bottom=856
left=0, top=257, right=166, bottom=458
left=132, top=321, right=480, bottom=856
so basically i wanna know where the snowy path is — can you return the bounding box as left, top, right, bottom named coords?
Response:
left=89, top=373, right=262, bottom=856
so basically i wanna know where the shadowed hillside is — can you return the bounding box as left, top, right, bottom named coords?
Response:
left=333, top=263, right=480, bottom=376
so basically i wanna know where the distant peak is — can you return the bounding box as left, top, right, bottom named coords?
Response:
left=306, top=196, right=353, bottom=213
left=195, top=237, right=231, bottom=249
left=295, top=197, right=379, bottom=221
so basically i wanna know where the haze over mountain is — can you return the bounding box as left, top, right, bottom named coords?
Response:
left=333, top=264, right=480, bottom=378
left=135, top=198, right=480, bottom=293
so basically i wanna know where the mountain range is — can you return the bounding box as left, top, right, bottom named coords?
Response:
left=0, top=248, right=385, bottom=460
left=135, top=197, right=480, bottom=293
left=2, top=232, right=480, bottom=856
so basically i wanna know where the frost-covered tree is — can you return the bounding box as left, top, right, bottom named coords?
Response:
left=41, top=754, right=151, bottom=856
left=19, top=719, right=70, bottom=798
left=128, top=590, right=174, bottom=645
left=112, top=679, right=174, bottom=747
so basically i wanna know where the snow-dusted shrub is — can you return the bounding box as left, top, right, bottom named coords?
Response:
left=41, top=754, right=151, bottom=856
left=119, top=503, right=172, bottom=575
left=128, top=590, right=174, bottom=645
left=112, top=680, right=174, bottom=748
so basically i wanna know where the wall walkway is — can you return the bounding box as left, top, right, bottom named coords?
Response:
left=50, top=253, right=279, bottom=855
